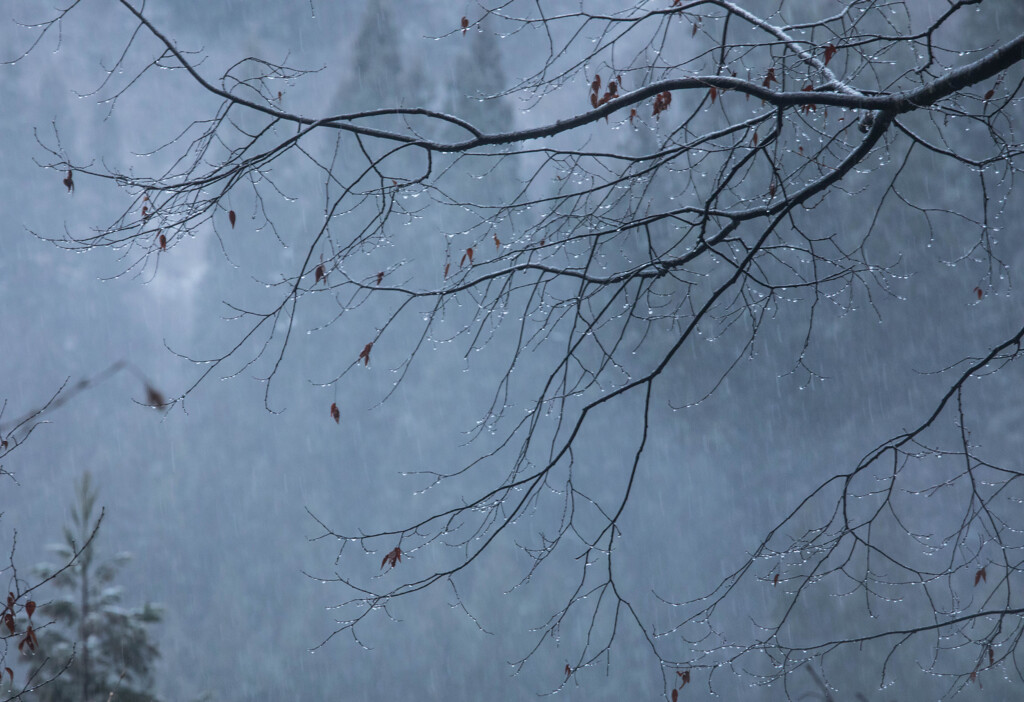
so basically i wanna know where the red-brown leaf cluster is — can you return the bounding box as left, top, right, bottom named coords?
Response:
left=461, top=16, right=469, bottom=35
left=228, top=210, right=236, bottom=228
left=381, top=546, right=401, bottom=570
left=145, top=384, right=166, bottom=408
left=330, top=402, right=340, bottom=424
left=823, top=44, right=838, bottom=65
left=588, top=75, right=621, bottom=109
left=3, top=593, right=39, bottom=653
left=17, top=626, right=37, bottom=653
left=63, top=170, right=74, bottom=193
left=358, top=342, right=373, bottom=366
left=652, top=91, right=672, bottom=118
left=315, top=264, right=326, bottom=285
left=801, top=84, right=817, bottom=113
left=762, top=68, right=777, bottom=88
left=672, top=669, right=691, bottom=699
left=16, top=630, right=37, bottom=659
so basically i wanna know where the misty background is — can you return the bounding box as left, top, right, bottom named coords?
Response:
left=2, top=1, right=1023, bottom=700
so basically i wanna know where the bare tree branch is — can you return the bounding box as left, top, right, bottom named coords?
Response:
left=13, top=0, right=1024, bottom=697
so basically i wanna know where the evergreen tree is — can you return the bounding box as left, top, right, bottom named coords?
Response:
left=26, top=473, right=162, bottom=702
left=329, top=0, right=422, bottom=191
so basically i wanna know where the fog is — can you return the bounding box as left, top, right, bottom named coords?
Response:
left=1, top=2, right=1022, bottom=700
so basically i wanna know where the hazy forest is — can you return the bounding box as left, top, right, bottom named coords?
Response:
left=2, top=1, right=1024, bottom=700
